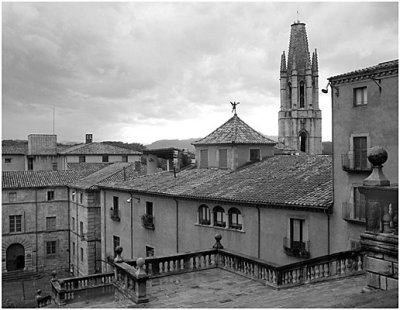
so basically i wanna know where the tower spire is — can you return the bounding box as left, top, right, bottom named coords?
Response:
left=280, top=51, right=286, bottom=72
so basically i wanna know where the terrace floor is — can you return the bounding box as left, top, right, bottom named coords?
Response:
left=66, top=269, right=398, bottom=308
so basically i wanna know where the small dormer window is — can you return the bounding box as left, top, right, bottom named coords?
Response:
left=200, top=149, right=208, bottom=168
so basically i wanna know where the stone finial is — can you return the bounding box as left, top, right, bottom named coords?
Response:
left=51, top=270, right=57, bottom=280
left=363, top=146, right=390, bottom=186
left=280, top=51, right=287, bottom=72
left=114, top=246, right=124, bottom=263
left=135, top=257, right=147, bottom=276
left=213, top=234, right=224, bottom=249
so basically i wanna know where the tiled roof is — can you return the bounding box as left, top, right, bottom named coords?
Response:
left=2, top=144, right=28, bottom=155
left=192, top=115, right=276, bottom=146
left=329, top=60, right=398, bottom=83
left=2, top=169, right=99, bottom=189
left=59, top=142, right=142, bottom=155
left=67, top=162, right=111, bottom=173
left=70, top=163, right=138, bottom=190
left=100, top=155, right=332, bottom=210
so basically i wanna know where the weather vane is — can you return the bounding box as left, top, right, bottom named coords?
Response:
left=230, top=101, right=240, bottom=115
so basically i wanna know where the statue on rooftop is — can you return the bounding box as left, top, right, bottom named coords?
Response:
left=230, top=101, right=240, bottom=115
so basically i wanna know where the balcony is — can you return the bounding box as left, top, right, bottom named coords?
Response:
left=341, top=154, right=372, bottom=173
left=110, top=208, right=120, bottom=222
left=199, top=219, right=211, bottom=225
left=141, top=214, right=155, bottom=230
left=283, top=237, right=310, bottom=258
left=342, top=202, right=366, bottom=224
left=213, top=221, right=226, bottom=228
left=229, top=223, right=243, bottom=230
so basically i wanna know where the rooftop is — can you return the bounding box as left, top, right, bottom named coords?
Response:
left=329, top=59, right=398, bottom=83
left=59, top=142, right=142, bottom=155
left=2, top=169, right=102, bottom=189
left=99, top=154, right=333, bottom=210
left=192, top=114, right=276, bottom=146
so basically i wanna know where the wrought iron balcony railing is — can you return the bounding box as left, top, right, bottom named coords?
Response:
left=283, top=237, right=310, bottom=258
left=341, top=154, right=372, bottom=173
left=110, top=208, right=120, bottom=222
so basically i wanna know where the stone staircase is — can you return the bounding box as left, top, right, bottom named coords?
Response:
left=2, top=269, right=42, bottom=282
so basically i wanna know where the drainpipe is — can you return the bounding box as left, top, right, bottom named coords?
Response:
left=257, top=206, right=261, bottom=259
left=130, top=193, right=133, bottom=259
left=67, top=188, right=71, bottom=274
left=76, top=192, right=79, bottom=275
left=103, top=190, right=107, bottom=272
left=35, top=189, right=38, bottom=272
left=175, top=199, right=179, bottom=253
left=325, top=210, right=330, bottom=255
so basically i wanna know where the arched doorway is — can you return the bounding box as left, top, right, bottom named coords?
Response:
left=300, top=132, right=307, bottom=153
left=6, top=243, right=25, bottom=271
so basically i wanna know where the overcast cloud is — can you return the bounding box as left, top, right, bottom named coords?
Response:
left=2, top=2, right=398, bottom=144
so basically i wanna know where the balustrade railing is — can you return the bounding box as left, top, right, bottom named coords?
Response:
left=51, top=272, right=114, bottom=305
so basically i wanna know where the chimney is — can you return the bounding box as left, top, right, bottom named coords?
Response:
left=85, top=134, right=93, bottom=144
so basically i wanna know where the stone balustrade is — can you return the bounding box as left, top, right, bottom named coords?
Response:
left=51, top=271, right=114, bottom=305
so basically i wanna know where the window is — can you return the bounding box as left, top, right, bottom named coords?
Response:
left=46, top=217, right=56, bottom=231
left=300, top=132, right=307, bottom=153
left=288, top=82, right=292, bottom=107
left=47, top=191, right=55, bottom=201
left=102, top=155, right=109, bottom=163
left=219, top=149, right=228, bottom=169
left=299, top=81, right=305, bottom=108
left=198, top=205, right=210, bottom=225
left=80, top=248, right=84, bottom=261
left=250, top=149, right=260, bottom=162
left=146, top=201, right=153, bottom=216
left=79, top=156, right=86, bottom=163
left=80, top=221, right=83, bottom=236
left=228, top=208, right=243, bottom=230
left=290, top=218, right=305, bottom=250
left=8, top=192, right=17, bottom=203
left=146, top=246, right=154, bottom=257
left=353, top=137, right=368, bottom=170
left=72, top=242, right=76, bottom=256
left=46, top=241, right=57, bottom=255
left=52, top=162, right=58, bottom=171
left=142, top=202, right=155, bottom=229
left=72, top=217, right=75, bottom=231
left=122, top=155, right=128, bottom=162
left=79, top=193, right=83, bottom=204
left=354, top=87, right=367, bottom=106
left=28, top=157, right=33, bottom=171
left=5, top=158, right=12, bottom=163
left=213, top=206, right=226, bottom=228
left=9, top=215, right=22, bottom=233
left=113, top=236, right=120, bottom=252
left=110, top=196, right=120, bottom=221
left=200, top=149, right=208, bottom=168
left=354, top=187, right=366, bottom=221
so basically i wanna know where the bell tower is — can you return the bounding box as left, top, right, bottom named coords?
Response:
left=278, top=21, right=322, bottom=155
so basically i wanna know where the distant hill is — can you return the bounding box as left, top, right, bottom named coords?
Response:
left=146, top=139, right=200, bottom=152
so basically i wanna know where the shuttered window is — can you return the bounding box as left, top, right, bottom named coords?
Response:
left=200, top=149, right=208, bottom=168
left=219, top=149, right=228, bottom=168
left=354, top=137, right=367, bottom=169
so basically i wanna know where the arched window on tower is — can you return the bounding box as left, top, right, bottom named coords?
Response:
left=288, top=82, right=292, bottom=108
left=300, top=132, right=307, bottom=153
left=299, top=81, right=305, bottom=108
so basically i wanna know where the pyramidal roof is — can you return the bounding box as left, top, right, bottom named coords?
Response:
left=192, top=114, right=276, bottom=146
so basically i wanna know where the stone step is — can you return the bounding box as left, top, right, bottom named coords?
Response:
left=2, top=270, right=42, bottom=282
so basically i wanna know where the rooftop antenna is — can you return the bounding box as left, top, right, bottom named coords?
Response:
left=230, top=101, right=240, bottom=115
left=52, top=106, right=55, bottom=134
left=296, top=9, right=300, bottom=23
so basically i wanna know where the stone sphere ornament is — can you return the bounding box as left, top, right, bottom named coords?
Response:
left=137, top=257, right=145, bottom=268
left=368, top=146, right=388, bottom=166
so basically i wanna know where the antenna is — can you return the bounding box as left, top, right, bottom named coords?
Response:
left=52, top=106, right=55, bottom=134
left=297, top=9, right=300, bottom=23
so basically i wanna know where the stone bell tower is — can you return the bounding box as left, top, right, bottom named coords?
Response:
left=278, top=21, right=322, bottom=155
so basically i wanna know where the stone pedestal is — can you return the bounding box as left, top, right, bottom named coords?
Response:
left=360, top=232, right=398, bottom=290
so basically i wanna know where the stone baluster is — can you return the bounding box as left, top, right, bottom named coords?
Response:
left=324, top=263, right=329, bottom=277
left=357, top=255, right=363, bottom=271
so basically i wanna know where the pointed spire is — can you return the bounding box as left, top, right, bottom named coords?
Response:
left=280, top=51, right=286, bottom=72
left=292, top=53, right=297, bottom=72
left=312, top=48, right=319, bottom=72
left=306, top=52, right=311, bottom=70
left=287, top=22, right=310, bottom=74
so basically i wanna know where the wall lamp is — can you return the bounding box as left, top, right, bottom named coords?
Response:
left=321, top=82, right=339, bottom=97
left=127, top=197, right=140, bottom=203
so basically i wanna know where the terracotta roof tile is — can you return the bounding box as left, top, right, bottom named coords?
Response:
left=2, top=144, right=28, bottom=155
left=192, top=115, right=276, bottom=146
left=100, top=155, right=332, bottom=210
left=329, top=60, right=398, bottom=81
left=59, top=142, right=141, bottom=155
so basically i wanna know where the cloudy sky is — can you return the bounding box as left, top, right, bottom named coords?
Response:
left=2, top=2, right=398, bottom=144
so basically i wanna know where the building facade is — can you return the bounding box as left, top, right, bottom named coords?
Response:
left=328, top=60, right=398, bottom=252
left=278, top=21, right=322, bottom=155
